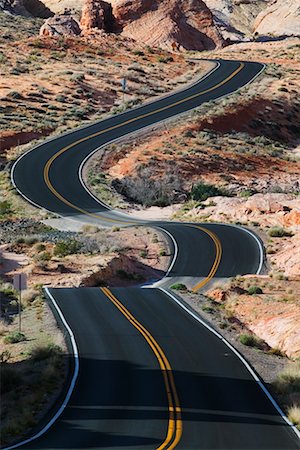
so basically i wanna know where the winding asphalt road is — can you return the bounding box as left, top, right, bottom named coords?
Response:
left=8, top=59, right=300, bottom=449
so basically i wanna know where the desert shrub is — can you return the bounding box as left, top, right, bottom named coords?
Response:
left=35, top=251, right=51, bottom=263
left=157, top=56, right=174, bottom=63
left=288, top=406, right=300, bottom=428
left=53, top=240, right=82, bottom=257
left=22, top=289, right=39, bottom=306
left=8, top=91, right=23, bottom=99
left=30, top=343, right=62, bottom=361
left=0, top=200, right=12, bottom=216
left=0, top=51, right=6, bottom=63
left=112, top=167, right=183, bottom=207
left=170, top=283, right=187, bottom=291
left=0, top=366, right=22, bottom=394
left=191, top=183, right=225, bottom=202
left=247, top=286, right=263, bottom=295
left=239, top=333, right=263, bottom=349
left=274, top=361, right=300, bottom=394
left=23, top=236, right=38, bottom=245
left=268, top=347, right=284, bottom=357
left=70, top=73, right=85, bottom=82
left=35, top=243, right=46, bottom=252
left=4, top=332, right=26, bottom=344
left=268, top=227, right=294, bottom=238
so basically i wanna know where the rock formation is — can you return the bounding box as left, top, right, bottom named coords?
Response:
left=253, top=0, right=300, bottom=37
left=204, top=0, right=269, bottom=40
left=80, top=0, right=115, bottom=32
left=40, top=14, right=81, bottom=36
left=0, top=0, right=53, bottom=17
left=110, top=0, right=224, bottom=51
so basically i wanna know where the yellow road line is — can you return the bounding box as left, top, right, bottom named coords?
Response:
left=188, top=225, right=222, bottom=292
left=101, top=287, right=182, bottom=449
left=43, top=63, right=244, bottom=223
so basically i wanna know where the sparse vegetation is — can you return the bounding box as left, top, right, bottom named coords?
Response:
left=4, top=332, right=26, bottom=344
left=53, top=240, right=82, bottom=257
left=247, top=286, right=263, bottom=295
left=239, top=333, right=264, bottom=349
left=191, top=183, right=226, bottom=202
left=170, top=283, right=187, bottom=291
left=269, top=227, right=294, bottom=238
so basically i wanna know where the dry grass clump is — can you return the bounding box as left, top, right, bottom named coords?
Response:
left=22, top=289, right=40, bottom=306
left=287, top=405, right=300, bottom=429
left=274, top=360, right=300, bottom=395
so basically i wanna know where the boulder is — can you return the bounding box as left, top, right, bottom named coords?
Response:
left=40, top=14, right=81, bottom=36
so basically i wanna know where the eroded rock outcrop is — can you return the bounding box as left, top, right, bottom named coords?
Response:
left=0, top=0, right=53, bottom=17
left=205, top=0, right=269, bottom=40
left=80, top=0, right=115, bottom=32
left=253, top=0, right=300, bottom=37
left=40, top=14, right=81, bottom=36
left=110, top=0, right=225, bottom=51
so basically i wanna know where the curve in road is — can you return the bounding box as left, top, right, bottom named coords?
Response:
left=8, top=59, right=300, bottom=450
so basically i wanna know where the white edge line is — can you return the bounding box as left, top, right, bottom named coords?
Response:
left=160, top=287, right=300, bottom=440
left=10, top=61, right=221, bottom=225
left=228, top=223, right=264, bottom=275
left=155, top=227, right=178, bottom=278
left=3, top=288, right=80, bottom=450
left=78, top=61, right=266, bottom=218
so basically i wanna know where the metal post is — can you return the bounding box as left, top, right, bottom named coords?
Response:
left=18, top=274, right=22, bottom=332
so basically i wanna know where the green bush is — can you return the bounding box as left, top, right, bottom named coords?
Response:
left=247, top=286, right=263, bottom=295
left=239, top=333, right=263, bottom=349
left=53, top=240, right=82, bottom=257
left=35, top=243, right=46, bottom=252
left=269, top=227, right=293, bottom=238
left=191, top=183, right=224, bottom=202
left=0, top=200, right=12, bottom=216
left=4, top=332, right=26, bottom=344
left=170, top=283, right=187, bottom=291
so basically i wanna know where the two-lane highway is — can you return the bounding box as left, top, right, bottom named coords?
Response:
left=14, top=288, right=300, bottom=449
left=8, top=59, right=300, bottom=449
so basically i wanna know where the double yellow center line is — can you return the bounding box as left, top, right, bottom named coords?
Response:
left=43, top=63, right=244, bottom=225
left=189, top=225, right=222, bottom=292
left=101, top=287, right=182, bottom=449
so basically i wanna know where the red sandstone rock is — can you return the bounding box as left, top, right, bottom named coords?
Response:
left=110, top=0, right=224, bottom=51
left=80, top=0, right=115, bottom=32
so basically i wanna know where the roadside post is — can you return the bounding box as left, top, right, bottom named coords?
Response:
left=13, top=273, right=27, bottom=333
left=121, top=77, right=127, bottom=103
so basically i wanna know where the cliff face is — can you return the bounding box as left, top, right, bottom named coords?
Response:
left=253, top=0, right=300, bottom=37
left=110, top=0, right=225, bottom=50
